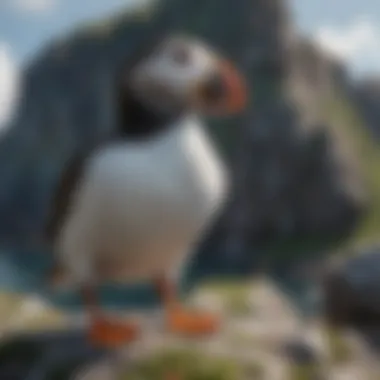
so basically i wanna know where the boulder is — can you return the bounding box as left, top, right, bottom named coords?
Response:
left=323, top=247, right=380, bottom=329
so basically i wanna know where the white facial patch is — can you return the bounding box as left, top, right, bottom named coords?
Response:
left=130, top=37, right=217, bottom=106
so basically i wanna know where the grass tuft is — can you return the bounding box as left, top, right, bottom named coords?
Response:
left=200, top=280, right=254, bottom=316
left=122, top=349, right=241, bottom=380
left=287, top=363, right=319, bottom=380
left=326, top=327, right=354, bottom=364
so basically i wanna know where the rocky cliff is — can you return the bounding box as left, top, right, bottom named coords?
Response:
left=0, top=0, right=374, bottom=277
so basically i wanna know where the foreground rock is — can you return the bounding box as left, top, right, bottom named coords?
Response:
left=323, top=246, right=380, bottom=328
left=323, top=246, right=380, bottom=352
left=0, top=279, right=379, bottom=379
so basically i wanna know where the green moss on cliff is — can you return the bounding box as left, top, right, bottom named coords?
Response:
left=123, top=349, right=240, bottom=380
left=326, top=89, right=380, bottom=248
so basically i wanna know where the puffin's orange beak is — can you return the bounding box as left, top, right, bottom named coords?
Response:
left=196, top=59, right=247, bottom=115
left=217, top=60, right=247, bottom=113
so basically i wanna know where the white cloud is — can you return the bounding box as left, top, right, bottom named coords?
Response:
left=313, top=17, right=380, bottom=75
left=10, top=0, right=57, bottom=13
left=0, top=43, right=19, bottom=130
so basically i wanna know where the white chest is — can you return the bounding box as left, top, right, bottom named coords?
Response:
left=86, top=116, right=229, bottom=241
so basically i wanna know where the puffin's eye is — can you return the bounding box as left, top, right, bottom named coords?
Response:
left=171, top=45, right=191, bottom=66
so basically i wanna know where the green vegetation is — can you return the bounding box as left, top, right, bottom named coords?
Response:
left=0, top=292, right=65, bottom=335
left=228, top=331, right=257, bottom=349
left=199, top=279, right=254, bottom=316
left=0, top=293, right=24, bottom=325
left=122, top=349, right=241, bottom=380
left=243, top=360, right=265, bottom=379
left=326, top=89, right=380, bottom=249
left=287, top=363, right=320, bottom=380
left=326, top=326, right=354, bottom=364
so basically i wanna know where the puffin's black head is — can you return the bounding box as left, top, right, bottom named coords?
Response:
left=115, top=35, right=247, bottom=139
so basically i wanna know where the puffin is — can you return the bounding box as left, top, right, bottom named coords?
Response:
left=45, top=34, right=247, bottom=348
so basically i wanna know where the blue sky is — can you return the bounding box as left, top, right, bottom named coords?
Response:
left=0, top=0, right=380, bottom=128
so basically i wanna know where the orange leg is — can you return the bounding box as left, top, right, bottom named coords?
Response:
left=81, top=285, right=140, bottom=348
left=155, top=277, right=220, bottom=336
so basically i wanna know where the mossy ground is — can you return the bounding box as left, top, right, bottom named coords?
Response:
left=198, top=280, right=254, bottom=316
left=0, top=280, right=375, bottom=379
left=122, top=349, right=241, bottom=380
left=325, top=326, right=355, bottom=365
